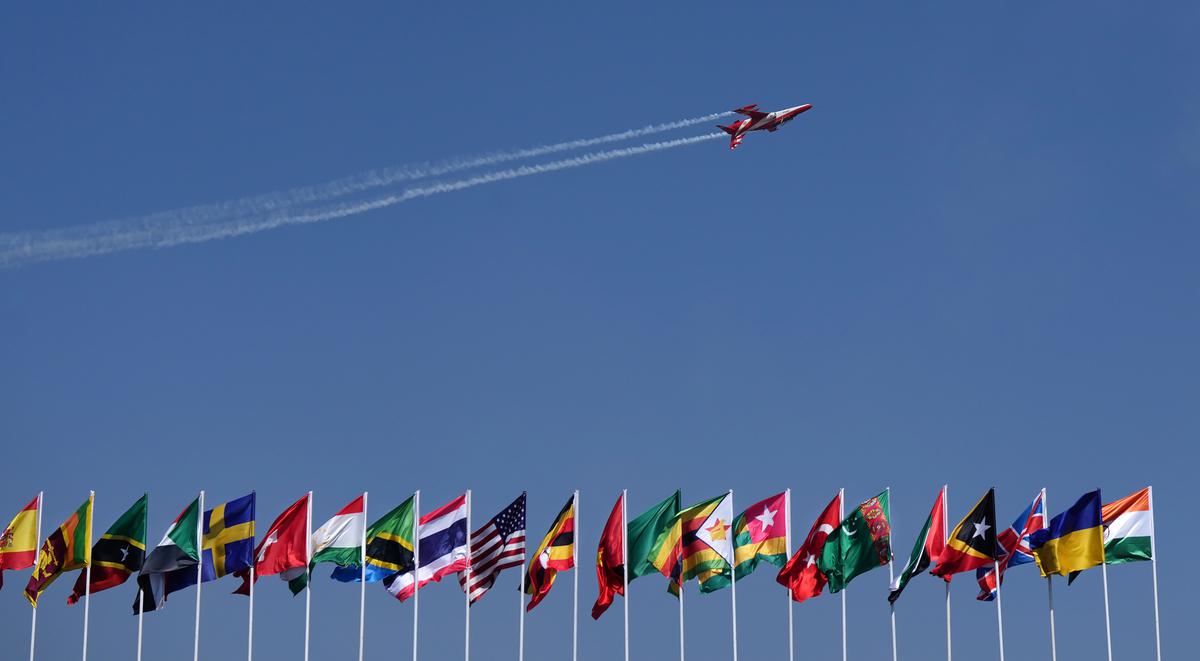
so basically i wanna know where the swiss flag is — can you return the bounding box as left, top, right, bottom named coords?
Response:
left=776, top=493, right=841, bottom=604
left=235, top=493, right=309, bottom=595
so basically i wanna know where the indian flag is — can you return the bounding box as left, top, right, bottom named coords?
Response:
left=1102, top=487, right=1153, bottom=564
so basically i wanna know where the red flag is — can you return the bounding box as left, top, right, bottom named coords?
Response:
left=235, top=493, right=309, bottom=595
left=591, top=493, right=624, bottom=619
left=775, top=493, right=840, bottom=603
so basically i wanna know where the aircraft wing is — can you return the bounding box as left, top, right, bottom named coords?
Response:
left=733, top=104, right=767, bottom=121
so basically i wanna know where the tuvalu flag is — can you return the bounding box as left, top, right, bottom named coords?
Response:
left=69, top=494, right=147, bottom=604
left=526, top=494, right=576, bottom=611
left=931, top=488, right=999, bottom=579
left=0, top=495, right=40, bottom=592
left=331, top=495, right=414, bottom=583
left=889, top=487, right=946, bottom=604
left=733, top=492, right=788, bottom=581
left=235, top=493, right=310, bottom=596
left=1030, top=490, right=1104, bottom=577
left=25, top=493, right=94, bottom=607
left=818, top=490, right=891, bottom=593
left=776, top=492, right=841, bottom=604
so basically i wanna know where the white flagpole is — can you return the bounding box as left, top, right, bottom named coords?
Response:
left=785, top=488, right=793, bottom=661
left=304, top=491, right=313, bottom=661
left=194, top=490, right=206, bottom=661
left=1101, top=558, right=1113, bottom=661
left=942, top=485, right=951, bottom=661
left=992, top=490, right=1005, bottom=661
left=886, top=487, right=897, bottom=661
left=247, top=563, right=255, bottom=661
left=728, top=490, right=739, bottom=661
left=137, top=496, right=148, bottom=661
left=839, top=488, right=847, bottom=661
left=678, top=556, right=686, bottom=661
left=1043, top=489, right=1057, bottom=661
left=464, top=490, right=472, bottom=661
left=572, top=490, right=580, bottom=661
left=358, top=492, right=368, bottom=661
left=518, top=535, right=526, bottom=661
left=622, top=490, right=630, bottom=661
left=82, top=491, right=94, bottom=661
left=1147, top=485, right=1161, bottom=661
left=29, top=490, right=43, bottom=661
left=412, top=490, right=421, bottom=661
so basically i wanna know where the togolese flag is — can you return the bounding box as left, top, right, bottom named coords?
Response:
left=818, top=490, right=890, bottom=593
left=1101, top=487, right=1153, bottom=564
left=526, top=494, right=576, bottom=611
left=69, top=494, right=147, bottom=604
left=0, top=495, right=40, bottom=592
left=733, top=492, right=788, bottom=581
left=651, top=492, right=735, bottom=594
left=25, top=494, right=94, bottom=606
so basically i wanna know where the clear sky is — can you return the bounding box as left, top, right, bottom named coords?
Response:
left=2, top=2, right=1196, bottom=660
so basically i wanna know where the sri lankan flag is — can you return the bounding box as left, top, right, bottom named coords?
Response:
left=651, top=492, right=735, bottom=594
left=733, top=492, right=788, bottom=581
left=25, top=494, right=94, bottom=606
left=525, top=494, right=576, bottom=611
left=931, top=488, right=998, bottom=579
left=69, top=494, right=147, bottom=604
left=0, top=495, right=40, bottom=592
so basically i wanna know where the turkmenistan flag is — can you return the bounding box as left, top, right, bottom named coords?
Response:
left=134, top=496, right=201, bottom=613
left=651, top=492, right=735, bottom=594
left=25, top=494, right=94, bottom=607
left=331, top=495, right=414, bottom=583
left=733, top=492, right=788, bottom=580
left=818, top=490, right=891, bottom=594
left=69, top=494, right=147, bottom=604
left=1101, top=487, right=1153, bottom=564
left=627, top=491, right=680, bottom=582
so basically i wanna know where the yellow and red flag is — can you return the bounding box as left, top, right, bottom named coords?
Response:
left=525, top=494, right=576, bottom=611
left=25, top=494, right=93, bottom=606
left=0, top=495, right=40, bottom=591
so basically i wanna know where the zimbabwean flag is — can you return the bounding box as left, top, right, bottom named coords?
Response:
left=25, top=494, right=94, bottom=606
left=69, top=494, right=147, bottom=604
left=651, top=492, right=735, bottom=594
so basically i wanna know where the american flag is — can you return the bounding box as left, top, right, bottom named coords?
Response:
left=459, top=493, right=526, bottom=603
left=976, top=491, right=1045, bottom=600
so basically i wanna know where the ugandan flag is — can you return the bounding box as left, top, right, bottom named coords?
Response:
left=69, top=494, right=147, bottom=604
left=651, top=492, right=735, bottom=594
left=931, top=488, right=998, bottom=579
left=25, top=494, right=94, bottom=607
left=525, top=494, right=575, bottom=611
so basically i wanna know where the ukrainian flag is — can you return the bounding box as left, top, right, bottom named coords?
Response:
left=1029, top=490, right=1104, bottom=577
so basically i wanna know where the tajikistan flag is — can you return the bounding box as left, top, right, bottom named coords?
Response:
left=297, top=494, right=366, bottom=591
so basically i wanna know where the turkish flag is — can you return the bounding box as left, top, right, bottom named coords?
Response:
left=776, top=493, right=841, bottom=604
left=234, top=493, right=309, bottom=595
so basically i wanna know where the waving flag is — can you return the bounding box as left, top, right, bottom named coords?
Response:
left=592, top=493, right=625, bottom=619
left=133, top=497, right=201, bottom=613
left=459, top=493, right=526, bottom=604
left=818, top=490, right=891, bottom=594
left=331, top=496, right=414, bottom=584
left=69, top=494, right=147, bottom=604
left=932, top=489, right=999, bottom=578
left=164, top=492, right=256, bottom=596
left=733, top=492, right=788, bottom=580
left=776, top=493, right=841, bottom=604
left=25, top=494, right=93, bottom=606
left=889, top=487, right=946, bottom=604
left=525, top=494, right=576, bottom=611
left=1030, top=490, right=1104, bottom=577
left=0, top=496, right=40, bottom=592
left=976, top=490, right=1043, bottom=600
left=235, top=493, right=311, bottom=596
left=386, top=494, right=470, bottom=602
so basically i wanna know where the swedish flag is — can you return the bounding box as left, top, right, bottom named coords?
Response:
left=1029, top=490, right=1104, bottom=577
left=166, top=493, right=256, bottom=594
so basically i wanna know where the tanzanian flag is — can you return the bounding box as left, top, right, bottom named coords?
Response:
left=1030, top=490, right=1104, bottom=577
left=331, top=495, right=414, bottom=583
left=69, top=494, right=147, bottom=604
left=25, top=494, right=94, bottom=606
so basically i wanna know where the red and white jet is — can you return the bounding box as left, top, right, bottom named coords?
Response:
left=717, top=103, right=813, bottom=150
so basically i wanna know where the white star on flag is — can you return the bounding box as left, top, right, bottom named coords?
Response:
left=754, top=506, right=777, bottom=531
left=971, top=521, right=991, bottom=539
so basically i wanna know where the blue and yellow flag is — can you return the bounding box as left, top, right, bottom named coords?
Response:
left=165, top=492, right=256, bottom=596
left=1029, top=490, right=1104, bottom=577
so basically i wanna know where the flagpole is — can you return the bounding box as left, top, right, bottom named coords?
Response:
left=247, top=563, right=255, bottom=661
left=358, top=492, right=368, bottom=661
left=518, top=538, right=526, bottom=661
left=412, top=490, right=421, bottom=661
left=304, top=491, right=313, bottom=661
left=138, top=495, right=148, bottom=661
left=992, top=489, right=1005, bottom=661
left=1147, top=485, right=1161, bottom=661
left=886, top=487, right=897, bottom=661
left=572, top=490, right=580, bottom=661
left=194, top=490, right=205, bottom=661
left=942, top=485, right=951, bottom=661
left=678, top=555, right=685, bottom=661
left=1101, top=556, right=1113, bottom=661
left=839, top=488, right=846, bottom=661
left=728, top=489, right=739, bottom=661
left=1042, top=489, right=1057, bottom=661
left=29, top=490, right=43, bottom=661
left=785, top=488, right=793, bottom=661
left=621, top=489, right=630, bottom=661
left=464, top=490, right=472, bottom=661
left=82, top=490, right=94, bottom=661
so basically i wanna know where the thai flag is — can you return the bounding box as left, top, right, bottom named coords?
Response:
left=976, top=491, right=1045, bottom=601
left=385, top=494, right=470, bottom=602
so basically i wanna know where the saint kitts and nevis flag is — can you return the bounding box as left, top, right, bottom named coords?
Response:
left=25, top=493, right=94, bottom=607
left=69, top=494, right=147, bottom=604
left=0, top=495, right=40, bottom=592
left=818, top=490, right=891, bottom=593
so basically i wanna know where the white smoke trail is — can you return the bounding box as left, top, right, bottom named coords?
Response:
left=1, top=133, right=723, bottom=267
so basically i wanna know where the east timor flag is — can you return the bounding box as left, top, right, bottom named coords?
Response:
left=69, top=494, right=147, bottom=604
left=1030, top=490, right=1104, bottom=577
left=525, top=493, right=576, bottom=611
left=931, top=488, right=998, bottom=579
left=25, top=494, right=94, bottom=606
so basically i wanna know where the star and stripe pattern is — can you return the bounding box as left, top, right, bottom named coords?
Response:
left=459, top=493, right=526, bottom=604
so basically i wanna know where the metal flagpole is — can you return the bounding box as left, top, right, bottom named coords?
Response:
left=572, top=490, right=580, bottom=661
left=1043, top=489, right=1057, bottom=661
left=1101, top=558, right=1113, bottom=661
left=412, top=490, right=421, bottom=661
left=622, top=490, right=630, bottom=661
left=886, top=487, right=897, bottom=661
left=518, top=539, right=526, bottom=661
left=678, top=555, right=685, bottom=661
left=358, top=492, right=368, bottom=661
left=465, top=490, right=472, bottom=661
left=82, top=491, right=94, bottom=661
left=785, top=488, right=793, bottom=661
left=729, top=490, right=739, bottom=661
left=1147, top=485, right=1161, bottom=661
left=304, top=491, right=313, bottom=661
left=992, top=489, right=1005, bottom=661
left=247, top=564, right=255, bottom=661
left=194, top=490, right=206, bottom=661
left=29, top=491, right=43, bottom=661
left=137, top=496, right=148, bottom=661
left=839, top=488, right=847, bottom=661
left=942, top=485, right=951, bottom=661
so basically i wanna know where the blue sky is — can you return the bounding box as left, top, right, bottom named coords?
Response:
left=2, top=2, right=1196, bottom=659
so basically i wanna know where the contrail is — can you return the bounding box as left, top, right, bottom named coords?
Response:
left=1, top=133, right=723, bottom=267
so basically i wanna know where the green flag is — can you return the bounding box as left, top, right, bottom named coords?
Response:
left=818, top=490, right=891, bottom=593
left=627, top=490, right=681, bottom=581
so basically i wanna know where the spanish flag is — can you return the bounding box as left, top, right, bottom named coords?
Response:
left=0, top=495, right=40, bottom=591
left=525, top=494, right=576, bottom=611
left=25, top=494, right=94, bottom=606
left=1030, top=490, right=1105, bottom=577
